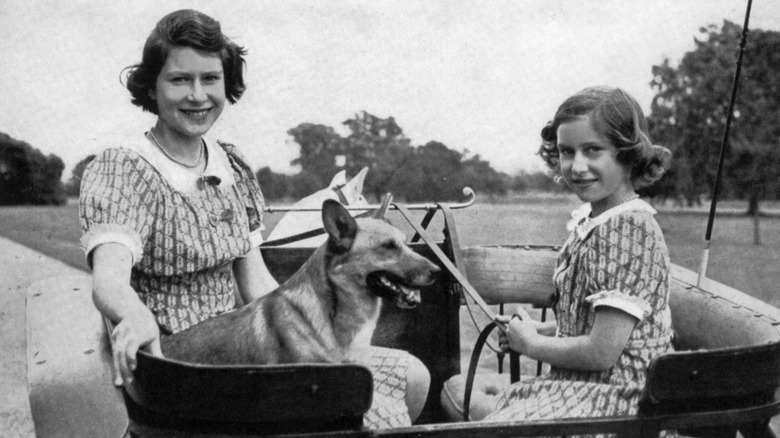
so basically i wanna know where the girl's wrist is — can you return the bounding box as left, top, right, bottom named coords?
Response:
left=537, top=320, right=558, bottom=336
left=122, top=305, right=157, bottom=332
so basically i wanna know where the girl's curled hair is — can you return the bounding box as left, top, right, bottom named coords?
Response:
left=538, top=86, right=671, bottom=189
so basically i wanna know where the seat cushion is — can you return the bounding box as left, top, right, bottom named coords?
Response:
left=440, top=372, right=511, bottom=422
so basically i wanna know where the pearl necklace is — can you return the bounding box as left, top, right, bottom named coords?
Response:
left=591, top=194, right=640, bottom=218
left=149, top=128, right=204, bottom=169
left=618, top=194, right=640, bottom=205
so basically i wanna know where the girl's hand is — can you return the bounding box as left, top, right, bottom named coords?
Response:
left=497, top=306, right=536, bottom=354
left=110, top=308, right=162, bottom=386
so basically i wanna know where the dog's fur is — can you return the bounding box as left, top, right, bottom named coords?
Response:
left=162, top=199, right=439, bottom=365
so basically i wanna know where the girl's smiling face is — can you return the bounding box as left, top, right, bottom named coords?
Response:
left=152, top=46, right=226, bottom=141
left=557, top=116, right=635, bottom=216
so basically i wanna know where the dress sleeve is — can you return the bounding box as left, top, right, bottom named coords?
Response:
left=584, top=212, right=669, bottom=321
left=220, top=142, right=266, bottom=248
left=244, top=175, right=266, bottom=248
left=78, top=149, right=153, bottom=267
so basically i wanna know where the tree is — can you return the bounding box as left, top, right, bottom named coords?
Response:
left=648, top=21, right=780, bottom=213
left=287, top=171, right=323, bottom=200
left=255, top=166, right=291, bottom=201
left=457, top=153, right=509, bottom=198
left=0, top=132, right=66, bottom=205
left=285, top=111, right=510, bottom=202
left=386, top=141, right=459, bottom=202
left=341, top=112, right=414, bottom=200
left=287, top=123, right=346, bottom=188
left=65, top=155, right=96, bottom=197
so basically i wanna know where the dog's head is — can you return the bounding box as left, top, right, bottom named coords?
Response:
left=322, top=199, right=439, bottom=308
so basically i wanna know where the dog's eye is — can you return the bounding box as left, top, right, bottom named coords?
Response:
left=381, top=240, right=399, bottom=250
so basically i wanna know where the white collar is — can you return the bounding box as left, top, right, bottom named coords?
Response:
left=125, top=132, right=236, bottom=193
left=566, top=199, right=656, bottom=239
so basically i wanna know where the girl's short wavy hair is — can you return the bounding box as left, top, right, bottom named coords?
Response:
left=124, top=9, right=247, bottom=115
left=538, top=86, right=671, bottom=189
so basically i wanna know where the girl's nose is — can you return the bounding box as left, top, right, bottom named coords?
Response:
left=571, top=151, right=588, bottom=173
left=188, top=80, right=207, bottom=102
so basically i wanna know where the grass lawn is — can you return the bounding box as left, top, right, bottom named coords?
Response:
left=0, top=201, right=87, bottom=270
left=1, top=195, right=778, bottom=305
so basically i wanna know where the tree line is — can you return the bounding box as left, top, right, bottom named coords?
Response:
left=2, top=21, right=778, bottom=211
left=256, top=111, right=561, bottom=203
left=0, top=133, right=66, bottom=205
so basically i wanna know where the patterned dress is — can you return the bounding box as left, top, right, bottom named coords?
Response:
left=483, top=200, right=675, bottom=437
left=79, top=134, right=411, bottom=429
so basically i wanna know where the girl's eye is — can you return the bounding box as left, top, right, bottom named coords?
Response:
left=203, top=75, right=221, bottom=83
left=585, top=146, right=604, bottom=155
left=559, top=148, right=574, bottom=157
left=171, top=77, right=189, bottom=84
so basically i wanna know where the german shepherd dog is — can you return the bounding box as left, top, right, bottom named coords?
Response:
left=161, top=198, right=440, bottom=365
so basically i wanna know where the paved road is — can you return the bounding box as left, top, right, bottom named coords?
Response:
left=0, top=237, right=87, bottom=438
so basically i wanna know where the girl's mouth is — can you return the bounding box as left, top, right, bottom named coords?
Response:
left=180, top=108, right=210, bottom=120
left=571, top=178, right=597, bottom=187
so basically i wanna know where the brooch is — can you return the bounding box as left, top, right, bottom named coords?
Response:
left=208, top=208, right=234, bottom=226
left=198, top=175, right=222, bottom=190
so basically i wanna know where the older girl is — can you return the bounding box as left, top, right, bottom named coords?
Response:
left=79, top=9, right=428, bottom=428
left=484, top=86, right=675, bottom=426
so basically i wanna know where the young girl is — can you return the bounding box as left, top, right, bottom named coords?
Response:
left=483, top=86, right=675, bottom=425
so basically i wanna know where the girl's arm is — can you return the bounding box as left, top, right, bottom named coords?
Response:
left=91, top=243, right=162, bottom=386
left=232, top=247, right=279, bottom=304
left=500, top=306, right=636, bottom=371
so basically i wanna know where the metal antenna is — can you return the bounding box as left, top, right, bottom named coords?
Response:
left=698, top=0, right=754, bottom=287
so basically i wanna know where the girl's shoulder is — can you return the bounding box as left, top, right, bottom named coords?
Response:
left=597, top=203, right=666, bottom=248
left=87, top=146, right=155, bottom=177
left=570, top=199, right=661, bottom=239
left=610, top=205, right=659, bottom=227
left=92, top=145, right=143, bottom=162
left=215, top=141, right=253, bottom=174
left=80, top=146, right=163, bottom=206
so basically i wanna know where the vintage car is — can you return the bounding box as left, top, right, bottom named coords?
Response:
left=26, top=190, right=780, bottom=437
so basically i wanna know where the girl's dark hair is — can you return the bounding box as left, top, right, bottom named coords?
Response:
left=538, top=86, right=671, bottom=188
left=124, top=9, right=247, bottom=114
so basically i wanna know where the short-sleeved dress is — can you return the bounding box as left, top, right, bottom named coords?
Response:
left=79, top=133, right=412, bottom=429
left=483, top=199, right=675, bottom=433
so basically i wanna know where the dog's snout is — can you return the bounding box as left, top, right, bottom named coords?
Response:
left=416, top=252, right=439, bottom=271
left=412, top=256, right=440, bottom=285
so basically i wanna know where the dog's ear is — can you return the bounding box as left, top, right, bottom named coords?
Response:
left=349, top=167, right=368, bottom=196
left=328, top=170, right=347, bottom=189
left=372, top=193, right=393, bottom=220
left=322, top=199, right=357, bottom=252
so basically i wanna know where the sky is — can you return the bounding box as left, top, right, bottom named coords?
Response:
left=2, top=0, right=779, bottom=180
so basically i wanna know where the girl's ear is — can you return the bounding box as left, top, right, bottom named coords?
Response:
left=148, top=88, right=156, bottom=100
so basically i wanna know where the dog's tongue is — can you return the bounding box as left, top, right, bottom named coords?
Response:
left=377, top=274, right=421, bottom=309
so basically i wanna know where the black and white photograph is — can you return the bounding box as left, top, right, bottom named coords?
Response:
left=2, top=1, right=780, bottom=436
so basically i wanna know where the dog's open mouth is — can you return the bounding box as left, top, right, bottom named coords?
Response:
left=367, top=271, right=423, bottom=309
